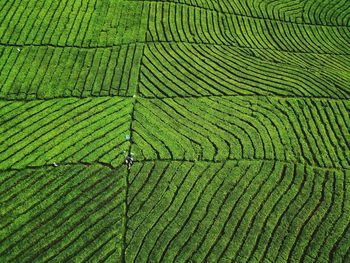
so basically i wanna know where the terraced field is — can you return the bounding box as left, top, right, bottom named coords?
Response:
left=0, top=0, right=349, bottom=262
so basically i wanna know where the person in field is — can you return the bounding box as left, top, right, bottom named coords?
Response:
left=125, top=155, right=133, bottom=170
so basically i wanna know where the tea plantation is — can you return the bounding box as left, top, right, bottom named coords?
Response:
left=0, top=0, right=349, bottom=262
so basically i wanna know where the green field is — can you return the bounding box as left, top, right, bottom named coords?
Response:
left=0, top=0, right=349, bottom=262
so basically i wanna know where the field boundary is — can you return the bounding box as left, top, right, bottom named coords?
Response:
left=2, top=40, right=350, bottom=56
left=1, top=94, right=348, bottom=102
left=1, top=158, right=349, bottom=173
left=128, top=0, right=350, bottom=28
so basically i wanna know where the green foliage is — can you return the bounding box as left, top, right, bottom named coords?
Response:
left=0, top=0, right=146, bottom=46
left=126, top=160, right=350, bottom=262
left=0, top=97, right=132, bottom=169
left=0, top=164, right=126, bottom=262
left=0, top=44, right=144, bottom=99
left=132, top=96, right=350, bottom=169
left=0, top=0, right=349, bottom=262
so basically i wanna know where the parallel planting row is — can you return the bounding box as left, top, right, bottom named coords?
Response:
left=2, top=0, right=349, bottom=50
left=139, top=42, right=350, bottom=98
left=0, top=44, right=143, bottom=99
left=145, top=2, right=350, bottom=54
left=134, top=0, right=350, bottom=26
left=1, top=0, right=350, bottom=99
left=126, top=160, right=350, bottom=262
left=0, top=97, right=132, bottom=170
left=0, top=0, right=147, bottom=47
left=2, top=41, right=349, bottom=100
left=0, top=0, right=350, bottom=262
left=2, top=159, right=349, bottom=262
left=132, top=96, right=350, bottom=169
left=1, top=96, right=348, bottom=170
left=1, top=1, right=350, bottom=100
left=0, top=164, right=125, bottom=262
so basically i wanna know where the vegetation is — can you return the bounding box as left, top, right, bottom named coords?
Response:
left=0, top=0, right=349, bottom=262
left=0, top=164, right=125, bottom=262
left=132, top=96, right=350, bottom=169
left=0, top=97, right=131, bottom=169
left=126, top=160, right=350, bottom=262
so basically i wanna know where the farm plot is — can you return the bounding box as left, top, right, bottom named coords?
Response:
left=0, top=164, right=126, bottom=262
left=136, top=0, right=350, bottom=26
left=125, top=160, right=350, bottom=262
left=0, top=97, right=132, bottom=170
left=0, top=44, right=143, bottom=99
left=1, top=0, right=350, bottom=100
left=139, top=42, right=350, bottom=98
left=0, top=0, right=149, bottom=99
left=131, top=96, right=350, bottom=169
left=145, top=1, right=350, bottom=54
left=0, top=0, right=148, bottom=47
left=0, top=0, right=350, bottom=262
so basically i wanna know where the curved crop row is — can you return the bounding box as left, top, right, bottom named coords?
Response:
left=136, top=0, right=350, bottom=26
left=0, top=164, right=125, bottom=262
left=0, top=44, right=143, bottom=99
left=0, top=0, right=147, bottom=47
left=226, top=15, right=350, bottom=55
left=132, top=96, right=350, bottom=169
left=126, top=160, right=350, bottom=262
left=145, top=2, right=232, bottom=45
left=303, top=0, right=350, bottom=26
left=145, top=2, right=350, bottom=54
left=0, top=97, right=132, bottom=169
left=139, top=42, right=350, bottom=98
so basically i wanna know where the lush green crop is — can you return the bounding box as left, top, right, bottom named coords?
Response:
left=132, top=96, right=350, bottom=169
left=139, top=42, right=350, bottom=98
left=0, top=44, right=144, bottom=99
left=0, top=0, right=349, bottom=262
left=126, top=160, right=350, bottom=262
left=0, top=164, right=126, bottom=262
left=0, top=97, right=132, bottom=169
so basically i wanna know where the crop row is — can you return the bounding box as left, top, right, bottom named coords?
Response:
left=1, top=1, right=349, bottom=101
left=0, top=0, right=148, bottom=47
left=145, top=2, right=350, bottom=54
left=0, top=44, right=143, bottom=99
left=139, top=42, right=350, bottom=98
left=1, top=95, right=348, bottom=170
left=134, top=0, right=350, bottom=26
left=0, top=164, right=126, bottom=262
left=1, top=41, right=349, bottom=100
left=132, top=96, right=350, bottom=169
left=126, top=160, right=350, bottom=262
left=0, top=97, right=132, bottom=169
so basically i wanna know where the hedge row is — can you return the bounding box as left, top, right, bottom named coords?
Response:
left=0, top=97, right=132, bottom=169
left=0, top=164, right=126, bottom=262
left=126, top=160, right=350, bottom=262
left=131, top=96, right=350, bottom=169
left=136, top=0, right=350, bottom=26
left=145, top=2, right=350, bottom=54
left=0, top=0, right=148, bottom=47
left=139, top=42, right=350, bottom=98
left=0, top=44, right=143, bottom=99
